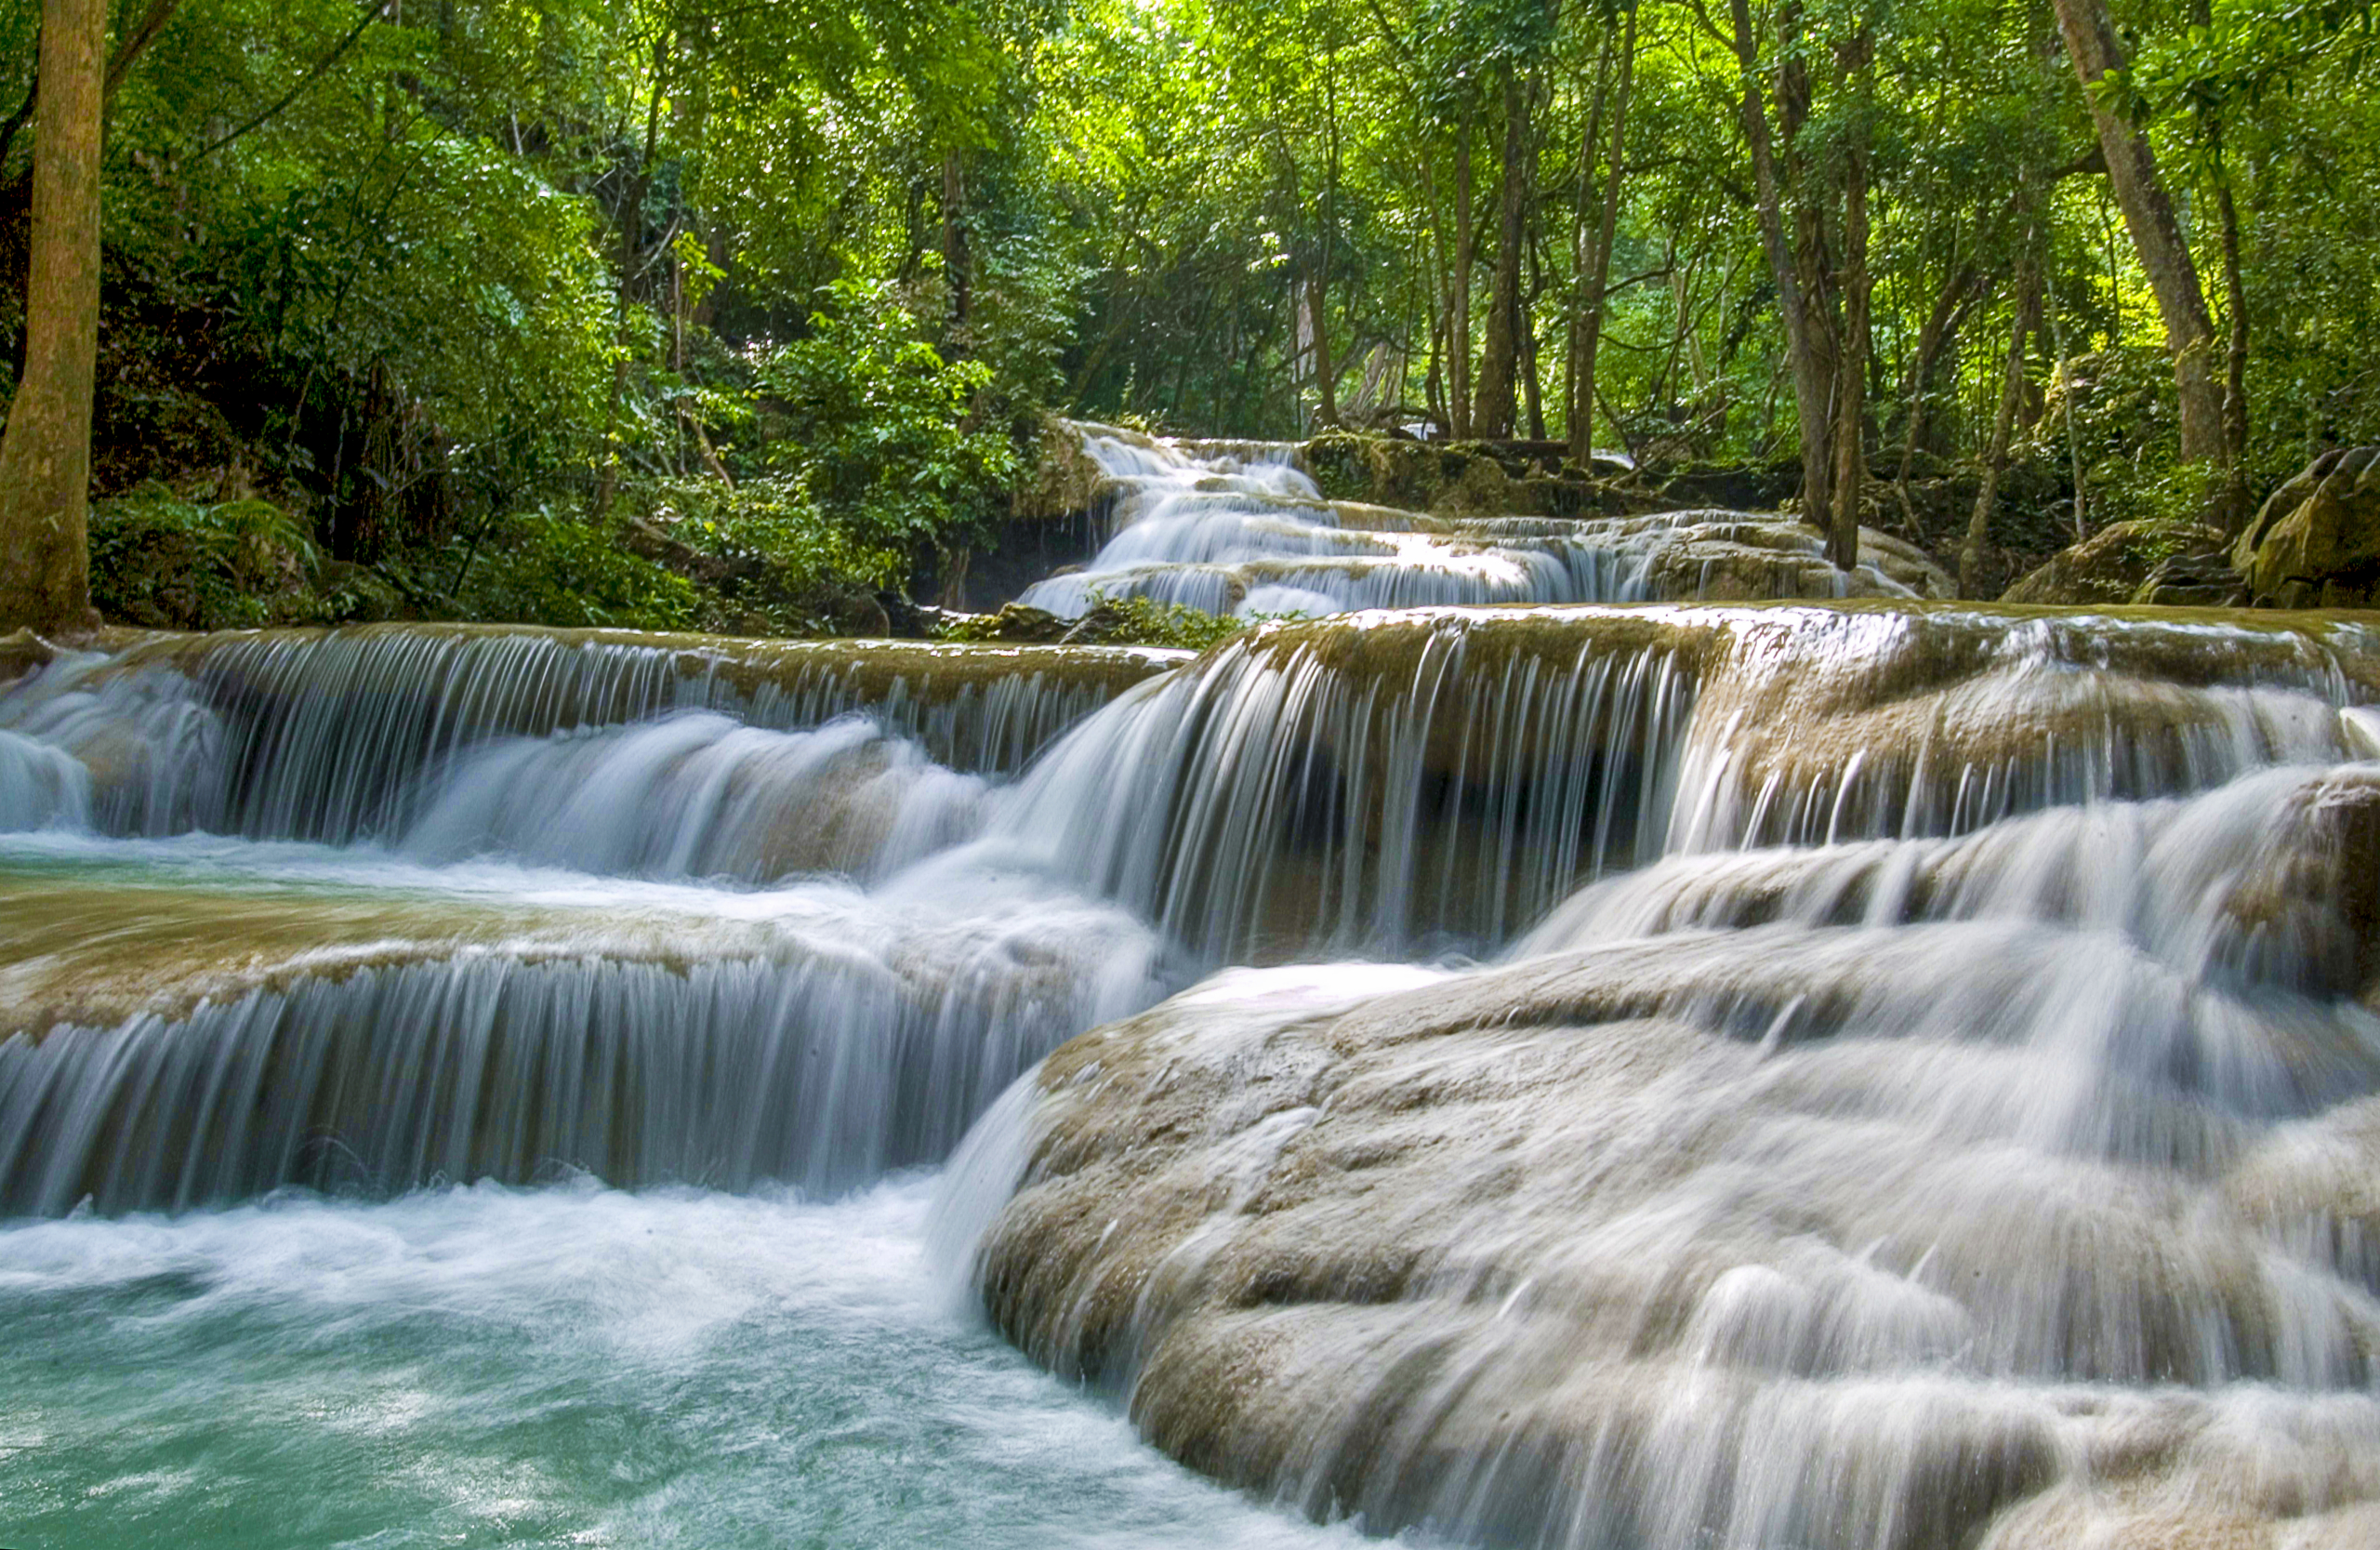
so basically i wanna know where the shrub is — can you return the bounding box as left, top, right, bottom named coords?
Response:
left=447, top=507, right=698, bottom=630
left=88, top=485, right=327, bottom=630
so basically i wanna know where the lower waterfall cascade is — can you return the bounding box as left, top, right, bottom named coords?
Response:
left=7, top=441, right=2380, bottom=1547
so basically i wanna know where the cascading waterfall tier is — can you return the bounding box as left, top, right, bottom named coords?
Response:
left=937, top=602, right=2380, bottom=1550
left=0, top=625, right=1180, bottom=1217
left=0, top=623, right=1183, bottom=843
left=951, top=786, right=2380, bottom=1550
left=1020, top=425, right=1952, bottom=619
left=6, top=602, right=2379, bottom=1235
left=0, top=867, right=1162, bottom=1215
left=988, top=603, right=2376, bottom=962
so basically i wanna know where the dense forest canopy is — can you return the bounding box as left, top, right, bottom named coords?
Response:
left=0, top=0, right=2375, bottom=628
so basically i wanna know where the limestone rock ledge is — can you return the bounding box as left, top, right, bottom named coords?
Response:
left=963, top=898, right=2380, bottom=1549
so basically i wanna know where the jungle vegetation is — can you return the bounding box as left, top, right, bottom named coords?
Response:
left=0, top=0, right=2374, bottom=631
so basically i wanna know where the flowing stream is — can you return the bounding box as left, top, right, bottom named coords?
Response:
left=6, top=436, right=2380, bottom=1547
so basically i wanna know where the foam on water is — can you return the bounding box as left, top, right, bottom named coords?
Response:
left=0, top=1178, right=1379, bottom=1549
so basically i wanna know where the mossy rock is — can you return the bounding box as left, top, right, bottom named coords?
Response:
left=1305, top=431, right=1569, bottom=517
left=2231, top=446, right=2380, bottom=608
left=2000, top=520, right=2228, bottom=606
left=1015, top=417, right=1119, bottom=522
left=940, top=602, right=1072, bottom=643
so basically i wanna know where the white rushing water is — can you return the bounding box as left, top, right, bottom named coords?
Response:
left=1018, top=425, right=1946, bottom=619
left=5, top=477, right=2380, bottom=1544
left=0, top=1177, right=1376, bottom=1550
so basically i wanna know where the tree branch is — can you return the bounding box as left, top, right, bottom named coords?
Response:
left=192, top=0, right=384, bottom=162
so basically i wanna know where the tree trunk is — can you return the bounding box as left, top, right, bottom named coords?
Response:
left=592, top=37, right=667, bottom=521
left=941, top=150, right=972, bottom=337
left=1450, top=113, right=1474, bottom=439
left=1306, top=277, right=1334, bottom=426
left=1470, top=68, right=1528, bottom=438
left=1895, top=261, right=1980, bottom=483
left=1566, top=38, right=1612, bottom=457
left=2049, top=0, right=2226, bottom=472
left=2209, top=150, right=2251, bottom=527
left=1963, top=231, right=2043, bottom=598
left=0, top=0, right=106, bottom=633
left=1311, top=68, right=1339, bottom=425
left=1826, top=29, right=1873, bottom=571
left=1727, top=0, right=1832, bottom=530
left=1571, top=4, right=1635, bottom=463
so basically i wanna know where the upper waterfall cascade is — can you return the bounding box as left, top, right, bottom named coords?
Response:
left=6, top=476, right=2380, bottom=1547
left=1019, top=425, right=1951, bottom=619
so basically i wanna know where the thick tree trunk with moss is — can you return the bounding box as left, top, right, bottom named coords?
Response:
left=0, top=0, right=107, bottom=633
left=2050, top=0, right=2226, bottom=480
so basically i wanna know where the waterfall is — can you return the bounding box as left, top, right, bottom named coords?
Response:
left=915, top=602, right=2380, bottom=1550
left=1019, top=428, right=1953, bottom=619
left=5, top=603, right=2378, bottom=1295
left=977, top=604, right=2371, bottom=961
left=949, top=737, right=2380, bottom=1550
left=0, top=867, right=1163, bottom=1215
left=0, top=624, right=1181, bottom=842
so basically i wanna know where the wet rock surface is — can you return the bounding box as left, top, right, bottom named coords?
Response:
left=969, top=832, right=2380, bottom=1547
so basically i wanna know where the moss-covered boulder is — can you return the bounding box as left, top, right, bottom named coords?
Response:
left=2232, top=446, right=2380, bottom=608
left=2000, top=520, right=2231, bottom=606
left=1302, top=431, right=1609, bottom=518
left=1013, top=416, right=1119, bottom=521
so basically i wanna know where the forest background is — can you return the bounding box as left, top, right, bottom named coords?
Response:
left=0, top=0, right=2373, bottom=634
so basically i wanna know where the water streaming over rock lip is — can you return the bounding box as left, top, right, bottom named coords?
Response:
left=0, top=623, right=1183, bottom=843
left=1020, top=427, right=1952, bottom=619
left=6, top=604, right=2377, bottom=1222
left=978, top=603, right=2376, bottom=961
left=933, top=605, right=2380, bottom=1550
left=7, top=597, right=2380, bottom=1546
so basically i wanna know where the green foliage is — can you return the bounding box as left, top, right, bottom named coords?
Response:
left=448, top=509, right=699, bottom=631
left=636, top=475, right=852, bottom=590
left=19, top=0, right=2380, bottom=635
left=87, top=487, right=327, bottom=631
left=936, top=593, right=1260, bottom=649
left=1078, top=595, right=1254, bottom=650
left=755, top=279, right=1020, bottom=585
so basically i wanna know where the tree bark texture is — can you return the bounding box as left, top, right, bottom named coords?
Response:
left=1565, top=34, right=1612, bottom=457
left=1311, top=70, right=1340, bottom=425
left=1450, top=114, right=1474, bottom=439
left=1728, top=0, right=1832, bottom=531
left=1470, top=68, right=1527, bottom=438
left=1826, top=29, right=1873, bottom=571
left=1571, top=4, right=1635, bottom=463
left=942, top=150, right=972, bottom=335
left=2049, top=0, right=2226, bottom=470
left=0, top=0, right=107, bottom=633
